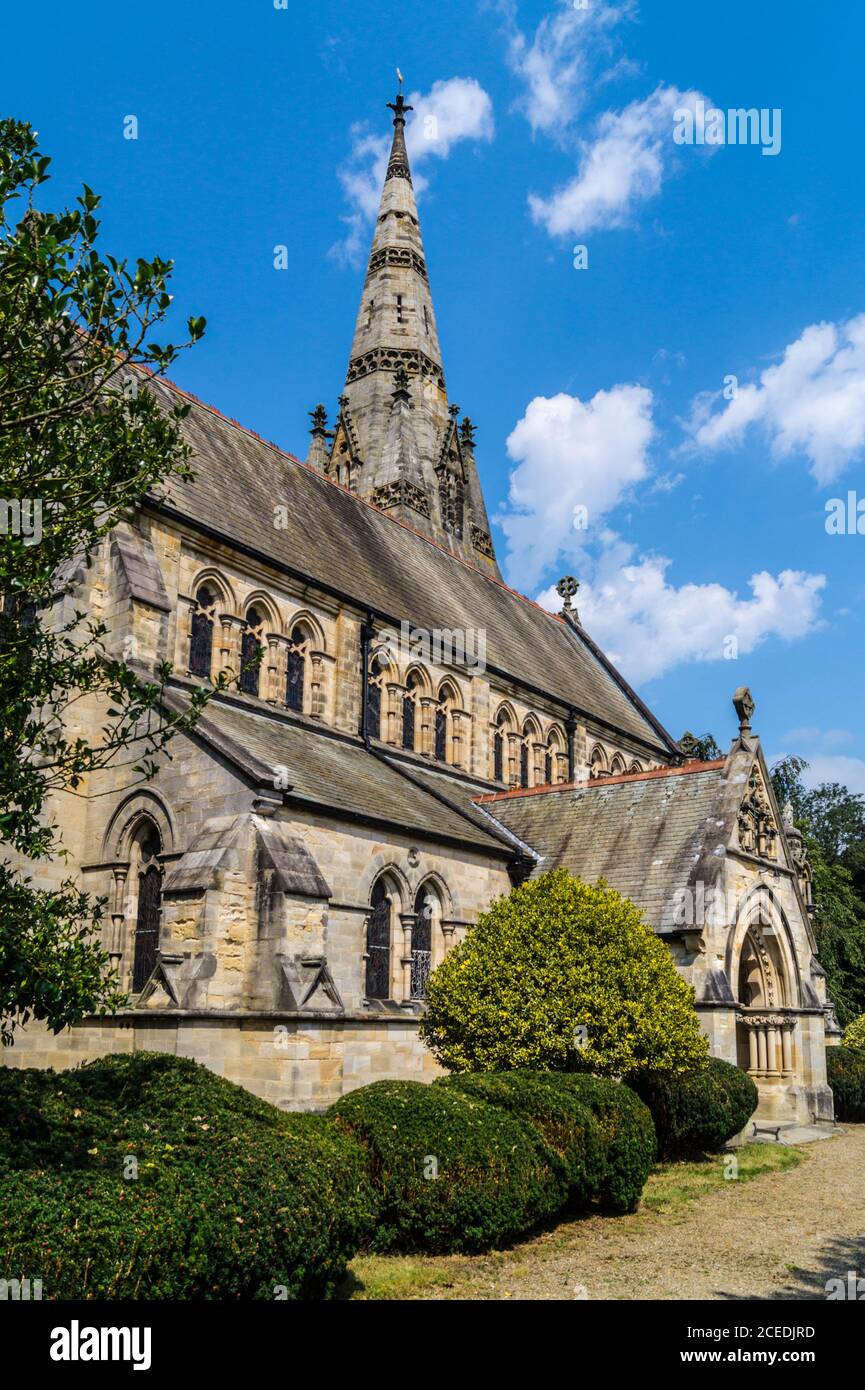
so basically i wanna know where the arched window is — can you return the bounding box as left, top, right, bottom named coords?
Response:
left=435, top=682, right=461, bottom=764
left=546, top=727, right=566, bottom=786
left=434, top=705, right=447, bottom=761
left=610, top=753, right=627, bottom=776
left=189, top=585, right=216, bottom=678
left=520, top=719, right=540, bottom=789
left=491, top=704, right=517, bottom=784
left=629, top=760, right=643, bottom=775
left=132, top=822, right=163, bottom=992
left=493, top=715, right=506, bottom=782
left=589, top=745, right=607, bottom=779
left=366, top=651, right=387, bottom=739
left=365, top=878, right=391, bottom=1000
left=286, top=624, right=307, bottom=712
left=411, top=885, right=434, bottom=1000
left=240, top=606, right=265, bottom=697
left=403, top=672, right=422, bottom=751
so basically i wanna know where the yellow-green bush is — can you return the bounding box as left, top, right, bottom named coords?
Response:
left=842, top=1014, right=865, bottom=1050
left=420, top=869, right=709, bottom=1077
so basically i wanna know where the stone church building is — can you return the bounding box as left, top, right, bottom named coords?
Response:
left=5, top=92, right=837, bottom=1128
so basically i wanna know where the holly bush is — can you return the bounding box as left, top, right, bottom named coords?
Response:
left=420, top=869, right=709, bottom=1078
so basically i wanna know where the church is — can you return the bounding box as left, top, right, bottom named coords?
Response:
left=5, top=90, right=838, bottom=1129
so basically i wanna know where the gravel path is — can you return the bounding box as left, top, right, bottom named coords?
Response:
left=356, top=1126, right=865, bottom=1300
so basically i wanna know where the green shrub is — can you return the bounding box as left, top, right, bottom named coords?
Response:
left=625, top=1057, right=758, bottom=1159
left=420, top=868, right=709, bottom=1077
left=528, top=1072, right=656, bottom=1212
left=827, top=1045, right=865, bottom=1122
left=435, top=1070, right=607, bottom=1209
left=0, top=1053, right=374, bottom=1299
left=329, top=1079, right=565, bottom=1253
left=842, top=1015, right=865, bottom=1050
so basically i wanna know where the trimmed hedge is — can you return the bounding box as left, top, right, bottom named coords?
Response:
left=527, top=1071, right=656, bottom=1213
left=436, top=1070, right=607, bottom=1210
left=0, top=1053, right=374, bottom=1299
left=329, top=1079, right=565, bottom=1253
left=827, top=1045, right=865, bottom=1122
left=625, top=1057, right=758, bottom=1160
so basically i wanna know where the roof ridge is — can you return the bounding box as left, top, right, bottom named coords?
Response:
left=144, top=365, right=568, bottom=627
left=473, top=758, right=726, bottom=804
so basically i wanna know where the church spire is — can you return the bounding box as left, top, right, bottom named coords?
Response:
left=313, top=85, right=500, bottom=576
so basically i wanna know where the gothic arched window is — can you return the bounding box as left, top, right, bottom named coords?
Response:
left=493, top=722, right=505, bottom=782
left=366, top=651, right=387, bottom=739
left=435, top=682, right=460, bottom=764
left=189, top=585, right=216, bottom=678
left=365, top=878, right=391, bottom=1001
left=411, top=886, right=434, bottom=1001
left=589, top=745, right=607, bottom=779
left=403, top=673, right=422, bottom=751
left=435, top=705, right=447, bottom=762
left=132, top=823, right=163, bottom=993
left=610, top=754, right=627, bottom=776
left=240, top=607, right=265, bottom=696
left=286, top=624, right=306, bottom=712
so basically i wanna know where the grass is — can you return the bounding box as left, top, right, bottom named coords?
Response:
left=340, top=1142, right=806, bottom=1301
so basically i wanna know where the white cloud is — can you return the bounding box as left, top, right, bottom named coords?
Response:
left=330, top=78, right=494, bottom=266
left=497, top=384, right=655, bottom=588
left=801, top=756, right=865, bottom=796
left=685, top=313, right=865, bottom=483
left=528, top=84, right=711, bottom=238
left=502, top=0, right=635, bottom=137
left=537, top=541, right=826, bottom=684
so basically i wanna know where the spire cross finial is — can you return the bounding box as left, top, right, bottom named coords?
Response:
left=387, top=92, right=413, bottom=124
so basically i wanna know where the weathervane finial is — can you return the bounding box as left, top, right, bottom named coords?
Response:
left=387, top=72, right=413, bottom=125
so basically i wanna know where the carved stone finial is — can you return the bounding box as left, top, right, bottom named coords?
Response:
left=732, top=686, right=755, bottom=736
left=782, top=800, right=797, bottom=833
left=449, top=403, right=460, bottom=420
left=679, top=732, right=700, bottom=761
left=556, top=576, right=580, bottom=622
left=459, top=416, right=476, bottom=447
left=309, top=403, right=328, bottom=433
left=392, top=366, right=411, bottom=396
left=337, top=394, right=349, bottom=412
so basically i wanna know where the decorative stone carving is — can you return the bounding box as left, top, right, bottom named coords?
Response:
left=737, top=768, right=778, bottom=860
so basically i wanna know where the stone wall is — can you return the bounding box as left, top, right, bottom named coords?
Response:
left=0, top=1013, right=440, bottom=1113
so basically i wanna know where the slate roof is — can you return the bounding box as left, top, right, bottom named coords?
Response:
left=172, top=693, right=514, bottom=856
left=476, top=762, right=730, bottom=928
left=145, top=374, right=676, bottom=756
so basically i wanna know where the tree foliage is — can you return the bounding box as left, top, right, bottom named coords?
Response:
left=419, top=868, right=709, bottom=1077
left=678, top=730, right=723, bottom=761
left=0, top=118, right=216, bottom=1041
left=770, top=754, right=865, bottom=1027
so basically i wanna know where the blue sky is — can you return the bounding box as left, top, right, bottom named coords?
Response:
left=5, top=0, right=864, bottom=784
